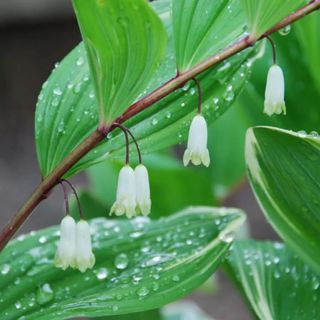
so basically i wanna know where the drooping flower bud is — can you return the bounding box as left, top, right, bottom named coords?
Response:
left=110, top=165, right=136, bottom=218
left=54, top=215, right=76, bottom=270
left=135, top=164, right=151, bottom=216
left=264, top=64, right=286, bottom=116
left=183, top=114, right=210, bottom=167
left=75, top=220, right=95, bottom=273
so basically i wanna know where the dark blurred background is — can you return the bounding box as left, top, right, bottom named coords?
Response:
left=0, top=1, right=279, bottom=319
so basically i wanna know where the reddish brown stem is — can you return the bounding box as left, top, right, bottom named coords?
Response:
left=0, top=0, right=319, bottom=252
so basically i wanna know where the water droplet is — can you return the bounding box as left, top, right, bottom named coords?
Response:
left=180, top=102, right=186, bottom=108
left=15, top=302, right=22, bottom=309
left=223, top=85, right=235, bottom=102
left=172, top=275, right=180, bottom=282
left=53, top=88, right=62, bottom=96
left=312, top=279, right=320, bottom=290
left=219, top=232, right=234, bottom=244
left=57, top=121, right=65, bottom=134
left=51, top=97, right=60, bottom=107
left=112, top=305, right=119, bottom=312
left=165, top=112, right=171, bottom=119
left=96, top=268, right=109, bottom=280
left=38, top=236, right=47, bottom=244
left=114, top=253, right=129, bottom=270
left=152, top=273, right=160, bottom=280
left=1, top=264, right=10, bottom=275
left=136, top=286, right=150, bottom=298
left=278, top=25, right=291, bottom=36
left=76, top=56, right=84, bottom=66
left=36, top=283, right=54, bottom=305
left=151, top=118, right=158, bottom=126
left=182, top=82, right=190, bottom=91
left=130, top=231, right=143, bottom=239
left=297, top=130, right=307, bottom=137
left=73, top=83, right=82, bottom=94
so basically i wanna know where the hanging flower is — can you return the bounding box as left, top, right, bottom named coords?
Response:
left=135, top=164, right=151, bottom=216
left=183, top=114, right=210, bottom=167
left=54, top=215, right=77, bottom=270
left=264, top=64, right=286, bottom=116
left=110, top=165, right=136, bottom=218
left=75, top=220, right=95, bottom=273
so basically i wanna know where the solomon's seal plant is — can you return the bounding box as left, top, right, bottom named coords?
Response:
left=1, top=0, right=320, bottom=319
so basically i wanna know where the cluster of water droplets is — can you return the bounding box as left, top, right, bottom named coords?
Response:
left=35, top=46, right=99, bottom=143
left=228, top=241, right=320, bottom=310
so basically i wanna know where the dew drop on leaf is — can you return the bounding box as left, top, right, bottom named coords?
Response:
left=96, top=268, right=109, bottom=280
left=136, top=286, right=150, bottom=298
left=172, top=275, right=180, bottom=282
left=36, top=283, right=54, bottom=305
left=1, top=264, right=10, bottom=275
left=76, top=56, right=84, bottom=66
left=114, top=253, right=129, bottom=270
left=278, top=25, right=291, bottom=36
left=53, top=87, right=63, bottom=96
left=51, top=97, right=60, bottom=107
left=151, top=118, right=158, bottom=126
left=38, top=236, right=47, bottom=244
left=219, top=232, right=234, bottom=244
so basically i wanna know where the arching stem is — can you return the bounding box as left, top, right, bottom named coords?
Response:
left=265, top=35, right=277, bottom=64
left=60, top=179, right=84, bottom=220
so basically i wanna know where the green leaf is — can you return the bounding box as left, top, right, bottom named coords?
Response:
left=0, top=207, right=245, bottom=319
left=225, top=240, right=320, bottom=320
left=98, top=309, right=162, bottom=320
left=35, top=0, right=257, bottom=178
left=241, top=0, right=308, bottom=40
left=294, top=12, right=320, bottom=91
left=69, top=189, right=107, bottom=220
left=87, top=153, right=215, bottom=219
left=72, top=0, right=167, bottom=124
left=245, top=126, right=320, bottom=272
left=172, top=0, right=248, bottom=71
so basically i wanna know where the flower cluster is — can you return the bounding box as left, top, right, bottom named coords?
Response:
left=55, top=215, right=95, bottom=273
left=111, top=164, right=151, bottom=218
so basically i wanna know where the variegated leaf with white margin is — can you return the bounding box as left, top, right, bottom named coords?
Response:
left=225, top=240, right=320, bottom=320
left=246, top=126, right=320, bottom=273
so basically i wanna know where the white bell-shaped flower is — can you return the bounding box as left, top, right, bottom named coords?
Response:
left=54, top=215, right=76, bottom=270
left=110, top=165, right=136, bottom=218
left=183, top=114, right=210, bottom=167
left=75, top=220, right=95, bottom=273
left=264, top=64, right=286, bottom=116
left=135, top=164, right=151, bottom=216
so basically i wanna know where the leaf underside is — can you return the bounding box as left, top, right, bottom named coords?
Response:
left=72, top=0, right=167, bottom=124
left=172, top=0, right=247, bottom=71
left=241, top=0, right=308, bottom=39
left=35, top=0, right=258, bottom=178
